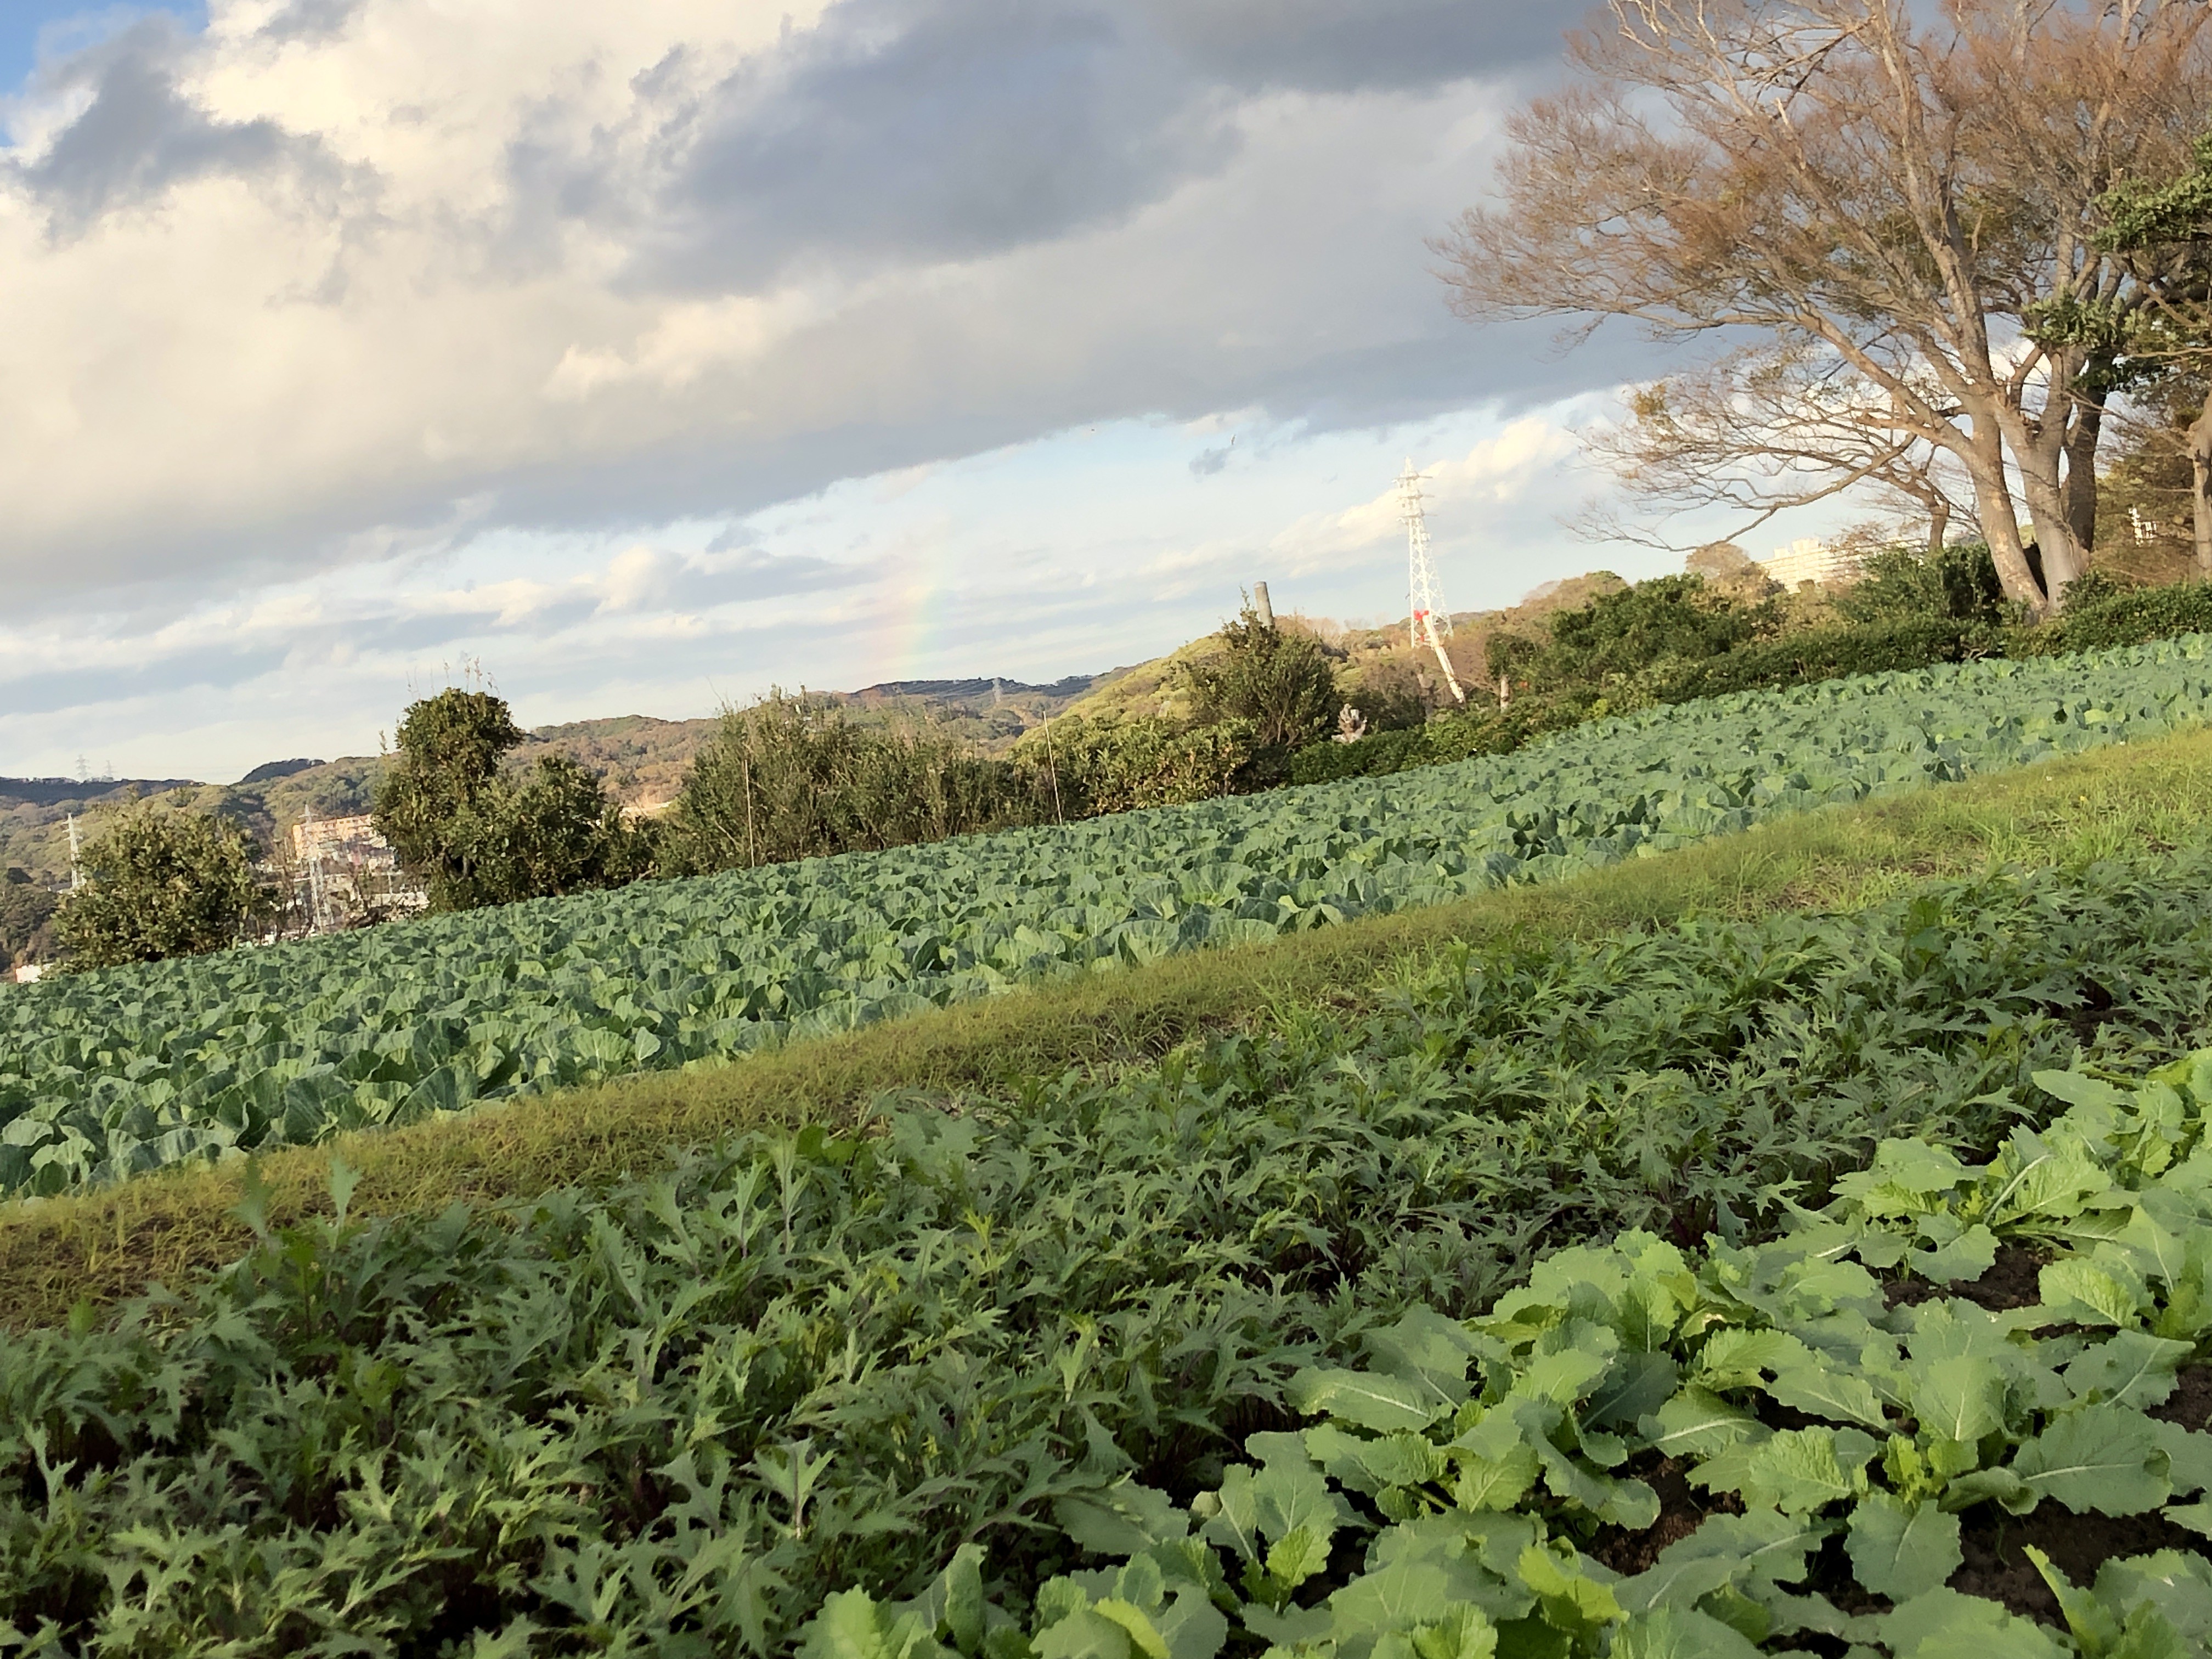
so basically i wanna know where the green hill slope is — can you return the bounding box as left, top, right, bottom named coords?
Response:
left=9, top=637, right=2210, bottom=1203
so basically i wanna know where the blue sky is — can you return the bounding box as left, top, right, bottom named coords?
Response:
left=0, top=0, right=1851, bottom=782
left=1, top=1, right=202, bottom=91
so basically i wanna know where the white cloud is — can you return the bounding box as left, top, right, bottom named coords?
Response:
left=1268, top=414, right=1588, bottom=568
left=0, top=0, right=1602, bottom=603
left=1, top=0, right=1758, bottom=780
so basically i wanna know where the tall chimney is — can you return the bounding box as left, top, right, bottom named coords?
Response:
left=1252, top=582, right=1275, bottom=629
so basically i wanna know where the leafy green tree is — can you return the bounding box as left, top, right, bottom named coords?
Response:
left=669, top=692, right=1031, bottom=874
left=0, top=868, right=58, bottom=970
left=54, top=802, right=271, bottom=969
left=476, top=756, right=656, bottom=903
left=1488, top=575, right=1765, bottom=704
left=1182, top=603, right=1343, bottom=751
left=374, top=687, right=650, bottom=910
left=1836, top=546, right=2006, bottom=628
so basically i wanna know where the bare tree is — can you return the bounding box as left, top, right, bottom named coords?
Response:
left=1441, top=0, right=2212, bottom=615
left=1581, top=342, right=1979, bottom=558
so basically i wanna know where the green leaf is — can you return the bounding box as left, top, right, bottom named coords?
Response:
left=2023, top=1546, right=2122, bottom=1658
left=1329, top=1555, right=1478, bottom=1637
left=1289, top=1366, right=1439, bottom=1433
left=1368, top=1514, right=1539, bottom=1623
left=1908, top=1355, right=2007, bottom=1444
left=2063, top=1332, right=2193, bottom=1410
left=1583, top=1352, right=1679, bottom=1429
left=1942, top=1466, right=2035, bottom=1515
left=2032, top=1069, right=2137, bottom=1115
left=2093, top=1551, right=2212, bottom=1645
left=2163, top=1501, right=2212, bottom=1537
left=1054, top=1484, right=1189, bottom=1557
left=1880, top=1588, right=2069, bottom=1659
left=1091, top=1600, right=1171, bottom=1659
left=1510, top=1344, right=1613, bottom=1408
left=1616, top=1510, right=1825, bottom=1613
left=1035, top=1609, right=1137, bottom=1659
left=1770, top=1362, right=1892, bottom=1431
left=1638, top=1387, right=1768, bottom=1458
left=1514, top=1544, right=1623, bottom=1638
left=801, top=1589, right=947, bottom=1659
left=1152, top=1589, right=1227, bottom=1659
left=1739, top=1427, right=1877, bottom=1515
left=1694, top=1329, right=1812, bottom=1389
left=1365, top=1305, right=1483, bottom=1409
left=2011, top=1405, right=2169, bottom=1515
left=1846, top=1493, right=1962, bottom=1601
left=1833, top=1139, right=1972, bottom=1215
left=2039, top=1260, right=2141, bottom=1328
left=1451, top=1441, right=1542, bottom=1513
left=1237, top=1602, right=1331, bottom=1649
left=1910, top=1225, right=2001, bottom=1285
left=1607, top=1606, right=1762, bottom=1659
left=1407, top=1605, right=1499, bottom=1659
left=1263, top=1527, right=1330, bottom=1594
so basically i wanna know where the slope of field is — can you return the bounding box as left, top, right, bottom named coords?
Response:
left=4, top=820, right=2209, bottom=1647
left=9, top=723, right=2208, bottom=1332
left=7, top=637, right=2212, bottom=1199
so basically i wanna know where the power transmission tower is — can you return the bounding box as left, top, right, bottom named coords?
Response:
left=1397, top=461, right=1466, bottom=705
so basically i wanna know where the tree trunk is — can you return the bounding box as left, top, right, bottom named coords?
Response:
left=1960, top=422, right=2051, bottom=615
left=2061, top=377, right=2108, bottom=560
left=2005, top=425, right=2086, bottom=610
left=1926, top=496, right=1951, bottom=562
left=2190, top=400, right=2212, bottom=582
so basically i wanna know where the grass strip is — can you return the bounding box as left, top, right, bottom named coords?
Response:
left=4, top=724, right=2211, bottom=1331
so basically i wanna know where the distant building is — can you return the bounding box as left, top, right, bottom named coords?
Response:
left=1759, top=537, right=1866, bottom=590
left=290, top=813, right=425, bottom=932
left=13, top=963, right=43, bottom=985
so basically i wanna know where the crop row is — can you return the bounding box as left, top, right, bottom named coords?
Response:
left=5, top=636, right=2212, bottom=1196
left=3, top=842, right=2209, bottom=1646
left=823, top=1050, right=2212, bottom=1657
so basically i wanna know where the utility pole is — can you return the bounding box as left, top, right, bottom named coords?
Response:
left=1397, top=461, right=1466, bottom=706
left=66, top=814, right=81, bottom=891
left=302, top=809, right=330, bottom=934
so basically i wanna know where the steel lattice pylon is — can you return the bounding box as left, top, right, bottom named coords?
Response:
left=1397, top=460, right=1465, bottom=704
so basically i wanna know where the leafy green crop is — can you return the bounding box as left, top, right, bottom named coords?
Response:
left=4, top=845, right=2210, bottom=1652
left=814, top=1049, right=2212, bottom=1659
left=5, top=636, right=2211, bottom=1198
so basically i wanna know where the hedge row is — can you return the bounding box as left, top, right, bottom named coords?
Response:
left=1300, top=583, right=2212, bottom=786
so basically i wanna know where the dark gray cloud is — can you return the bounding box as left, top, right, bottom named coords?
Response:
left=0, top=640, right=293, bottom=718
left=1132, top=0, right=1594, bottom=93
left=256, top=0, right=367, bottom=45
left=570, top=0, right=1227, bottom=290
left=526, top=0, right=1588, bottom=293
left=11, top=18, right=341, bottom=230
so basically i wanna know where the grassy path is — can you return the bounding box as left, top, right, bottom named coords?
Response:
left=4, top=725, right=2210, bottom=1331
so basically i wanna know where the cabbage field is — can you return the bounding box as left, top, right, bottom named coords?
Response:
left=5, top=636, right=2212, bottom=1198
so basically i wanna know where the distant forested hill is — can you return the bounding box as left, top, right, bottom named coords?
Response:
left=0, top=674, right=1117, bottom=883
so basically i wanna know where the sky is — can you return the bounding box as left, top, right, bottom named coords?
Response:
left=0, top=0, right=1842, bottom=784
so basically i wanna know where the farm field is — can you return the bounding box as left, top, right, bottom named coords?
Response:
left=8, top=719, right=2211, bottom=1333
left=8, top=636, right=2212, bottom=1201
left=4, top=803, right=2211, bottom=1648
